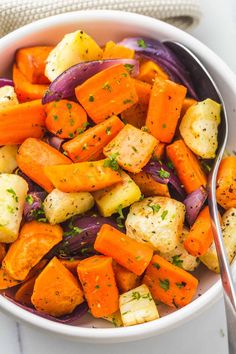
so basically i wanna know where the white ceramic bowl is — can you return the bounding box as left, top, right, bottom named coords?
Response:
left=1, top=10, right=236, bottom=343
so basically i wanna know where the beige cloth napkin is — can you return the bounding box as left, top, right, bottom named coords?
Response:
left=0, top=0, right=201, bottom=37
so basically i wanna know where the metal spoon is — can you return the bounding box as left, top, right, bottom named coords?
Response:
left=164, top=41, right=236, bottom=354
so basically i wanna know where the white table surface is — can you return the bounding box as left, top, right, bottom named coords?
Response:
left=0, top=0, right=236, bottom=353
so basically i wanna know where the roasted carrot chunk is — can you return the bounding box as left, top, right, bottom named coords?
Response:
left=184, top=206, right=220, bottom=257
left=180, top=98, right=197, bottom=118
left=143, top=254, right=198, bottom=308
left=137, top=60, right=169, bottom=84
left=103, top=41, right=135, bottom=59
left=103, top=124, right=158, bottom=173
left=146, top=78, right=187, bottom=143
left=121, top=79, right=151, bottom=129
left=113, top=262, right=140, bottom=293
left=0, top=268, right=20, bottom=290
left=77, top=255, right=119, bottom=317
left=129, top=171, right=169, bottom=197
left=0, top=243, right=6, bottom=265
left=44, top=159, right=122, bottom=193
left=63, top=115, right=124, bottom=162
left=75, top=64, right=138, bottom=124
left=16, top=46, right=53, bottom=84
left=13, top=65, right=48, bottom=102
left=166, top=139, right=207, bottom=194
left=152, top=142, right=166, bottom=160
left=94, top=224, right=153, bottom=275
left=60, top=259, right=81, bottom=276
left=32, top=257, right=84, bottom=317
left=216, top=156, right=236, bottom=209
left=45, top=99, right=87, bottom=139
left=0, top=99, right=46, bottom=145
left=17, top=137, right=71, bottom=192
left=15, top=276, right=37, bottom=306
left=3, top=221, right=63, bottom=281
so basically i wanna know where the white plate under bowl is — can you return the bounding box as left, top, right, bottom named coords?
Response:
left=0, top=10, right=236, bottom=343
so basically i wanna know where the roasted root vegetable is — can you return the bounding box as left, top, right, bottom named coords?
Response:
left=166, top=139, right=207, bottom=194
left=103, top=124, right=157, bottom=173
left=103, top=41, right=135, bottom=59
left=44, top=189, right=94, bottom=224
left=0, top=268, right=20, bottom=290
left=121, top=79, right=151, bottom=129
left=137, top=60, right=169, bottom=84
left=0, top=99, right=46, bottom=145
left=179, top=99, right=221, bottom=159
left=75, top=65, right=138, bottom=124
left=0, top=174, right=28, bottom=243
left=3, top=221, right=63, bottom=280
left=125, top=197, right=185, bottom=253
left=200, top=208, right=236, bottom=272
left=15, top=276, right=37, bottom=306
left=129, top=171, right=170, bottom=197
left=45, top=30, right=103, bottom=82
left=216, top=156, right=236, bottom=209
left=77, top=255, right=119, bottom=317
left=113, top=263, right=140, bottom=293
left=63, top=115, right=124, bottom=162
left=184, top=206, right=216, bottom=257
left=0, top=145, right=18, bottom=173
left=17, top=137, right=71, bottom=193
left=32, top=257, right=84, bottom=317
left=93, top=171, right=141, bottom=217
left=94, top=224, right=153, bottom=276
left=146, top=78, right=187, bottom=143
left=160, top=228, right=200, bottom=272
left=119, top=284, right=159, bottom=326
left=143, top=255, right=198, bottom=308
left=152, top=142, right=166, bottom=160
left=103, top=310, right=123, bottom=327
left=16, top=46, right=53, bottom=84
left=0, top=85, right=18, bottom=107
left=13, top=65, right=48, bottom=102
left=180, top=98, right=197, bottom=118
left=60, top=259, right=81, bottom=276
left=0, top=243, right=6, bottom=265
left=44, top=99, right=87, bottom=139
left=44, top=159, right=122, bottom=193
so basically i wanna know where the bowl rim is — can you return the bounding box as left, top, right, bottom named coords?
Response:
left=1, top=9, right=234, bottom=342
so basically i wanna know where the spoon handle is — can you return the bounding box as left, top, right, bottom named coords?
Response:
left=208, top=159, right=236, bottom=354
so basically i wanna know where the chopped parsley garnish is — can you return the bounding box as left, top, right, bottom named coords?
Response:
left=137, top=39, right=147, bottom=48
left=139, top=194, right=145, bottom=201
left=159, top=278, right=170, bottom=292
left=103, top=153, right=120, bottom=171
left=33, top=208, right=47, bottom=223
left=153, top=262, right=160, bottom=270
left=158, top=168, right=170, bottom=179
left=67, top=103, right=72, bottom=110
left=161, top=210, right=168, bottom=220
left=172, top=255, right=183, bottom=268
left=132, top=291, right=141, bottom=300
left=64, top=220, right=83, bottom=237
left=6, top=188, right=18, bottom=202
left=7, top=205, right=15, bottom=214
left=116, top=204, right=124, bottom=219
left=105, top=126, right=112, bottom=135
left=124, top=64, right=134, bottom=73
left=102, top=82, right=112, bottom=92
left=53, top=115, right=58, bottom=121
left=69, top=132, right=74, bottom=138
left=89, top=95, right=95, bottom=102
left=176, top=281, right=186, bottom=289
left=148, top=203, right=161, bottom=213
left=123, top=99, right=133, bottom=104
left=166, top=161, right=174, bottom=169
left=25, top=195, right=34, bottom=205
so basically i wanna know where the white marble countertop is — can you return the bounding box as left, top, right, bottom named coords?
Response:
left=1, top=0, right=236, bottom=353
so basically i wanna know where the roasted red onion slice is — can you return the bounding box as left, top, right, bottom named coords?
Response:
left=0, top=78, right=14, bottom=88
left=183, top=186, right=208, bottom=226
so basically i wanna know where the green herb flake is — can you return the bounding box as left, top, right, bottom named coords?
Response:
left=132, top=291, right=141, bottom=300
left=105, top=126, right=112, bottom=135
left=159, top=278, right=170, bottom=292
left=158, top=168, right=170, bottom=179
left=175, top=281, right=186, bottom=289
left=6, top=188, right=18, bottom=202
left=103, top=153, right=120, bottom=171
left=53, top=115, right=58, bottom=121
left=95, top=285, right=100, bottom=289
left=161, top=210, right=168, bottom=220
left=148, top=203, right=161, bottom=213
left=89, top=95, right=95, bottom=102
left=137, top=39, right=147, bottom=48
left=25, top=195, right=34, bottom=205
left=116, top=204, right=124, bottom=219
left=69, top=133, right=74, bottom=138
left=102, top=82, right=112, bottom=92
left=166, top=161, right=174, bottom=169
left=67, top=103, right=72, bottom=110
left=162, top=123, right=167, bottom=129
left=172, top=255, right=183, bottom=268
left=123, top=99, right=134, bottom=104
left=153, top=262, right=161, bottom=270
left=139, top=194, right=145, bottom=201
left=124, top=64, right=134, bottom=73
left=7, top=205, right=15, bottom=214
